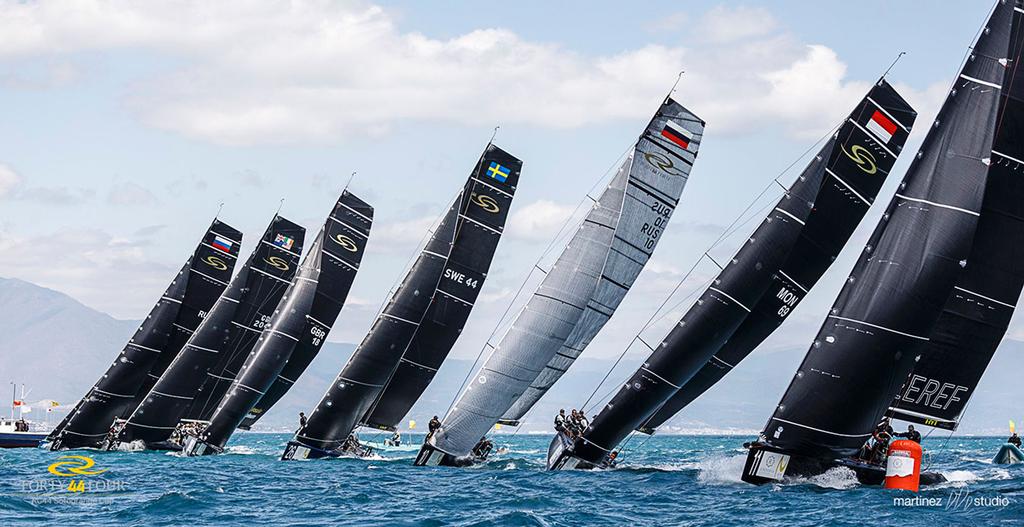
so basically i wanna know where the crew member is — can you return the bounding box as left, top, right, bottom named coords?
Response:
left=299, top=412, right=307, bottom=428
left=1009, top=432, right=1022, bottom=448
left=894, top=424, right=921, bottom=443
left=428, top=415, right=441, bottom=438
left=389, top=431, right=401, bottom=447
left=554, top=409, right=567, bottom=434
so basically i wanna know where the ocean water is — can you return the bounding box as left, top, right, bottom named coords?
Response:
left=2, top=433, right=1021, bottom=526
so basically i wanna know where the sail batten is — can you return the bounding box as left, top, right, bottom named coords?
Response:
left=282, top=144, right=522, bottom=457
left=558, top=80, right=916, bottom=469
left=48, top=219, right=242, bottom=450
left=117, top=215, right=305, bottom=447
left=190, top=191, right=373, bottom=451
left=426, top=98, right=703, bottom=460
left=742, top=1, right=1019, bottom=480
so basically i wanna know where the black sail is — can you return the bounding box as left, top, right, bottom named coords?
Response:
left=193, top=191, right=373, bottom=452
left=117, top=215, right=305, bottom=446
left=642, top=82, right=917, bottom=432
left=284, top=144, right=521, bottom=458
left=887, top=15, right=1024, bottom=431
left=561, top=82, right=916, bottom=468
left=744, top=1, right=1015, bottom=481
left=47, top=219, right=241, bottom=450
left=238, top=194, right=375, bottom=430
left=362, top=152, right=522, bottom=431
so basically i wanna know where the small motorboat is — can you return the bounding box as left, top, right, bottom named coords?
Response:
left=993, top=443, right=1024, bottom=464
left=0, top=417, right=47, bottom=448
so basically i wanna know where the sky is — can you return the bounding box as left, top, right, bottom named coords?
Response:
left=2, top=0, right=1019, bottom=376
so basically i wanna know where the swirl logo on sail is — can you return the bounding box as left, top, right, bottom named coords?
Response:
left=332, top=233, right=359, bottom=252
left=204, top=255, right=229, bottom=271
left=47, top=456, right=108, bottom=477
left=265, top=255, right=290, bottom=271
left=471, top=193, right=500, bottom=214
left=644, top=151, right=685, bottom=176
left=842, top=144, right=877, bottom=174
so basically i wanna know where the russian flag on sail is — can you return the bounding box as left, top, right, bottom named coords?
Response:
left=661, top=120, right=693, bottom=150
left=211, top=235, right=233, bottom=253
left=865, top=110, right=897, bottom=144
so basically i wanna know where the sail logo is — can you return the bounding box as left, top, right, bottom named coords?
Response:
left=204, top=255, right=229, bottom=271
left=264, top=255, right=290, bottom=271
left=841, top=144, right=877, bottom=174
left=471, top=192, right=500, bottom=214
left=332, top=233, right=359, bottom=252
left=643, top=151, right=685, bottom=176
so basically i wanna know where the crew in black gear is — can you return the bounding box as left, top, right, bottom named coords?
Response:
left=1009, top=433, right=1022, bottom=448
left=894, top=424, right=921, bottom=443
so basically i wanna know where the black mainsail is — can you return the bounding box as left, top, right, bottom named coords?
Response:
left=282, top=144, right=522, bottom=460
left=886, top=11, right=1024, bottom=432
left=183, top=191, right=373, bottom=454
left=742, top=0, right=1018, bottom=484
left=237, top=193, right=375, bottom=430
left=418, top=97, right=702, bottom=467
left=552, top=81, right=915, bottom=470
left=116, top=215, right=305, bottom=449
left=47, top=219, right=242, bottom=450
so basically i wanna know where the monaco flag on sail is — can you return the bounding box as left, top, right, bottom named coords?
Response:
left=661, top=120, right=693, bottom=150
left=866, top=110, right=897, bottom=143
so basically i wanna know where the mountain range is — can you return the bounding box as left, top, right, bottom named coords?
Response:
left=0, top=276, right=1018, bottom=436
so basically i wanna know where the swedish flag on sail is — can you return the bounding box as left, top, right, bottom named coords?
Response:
left=486, top=161, right=510, bottom=183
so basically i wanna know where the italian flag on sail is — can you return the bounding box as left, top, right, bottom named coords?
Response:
left=661, top=120, right=693, bottom=150
left=866, top=110, right=897, bottom=144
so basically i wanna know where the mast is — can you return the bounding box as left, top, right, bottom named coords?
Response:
left=116, top=214, right=305, bottom=448
left=282, top=143, right=522, bottom=460
left=557, top=81, right=915, bottom=469
left=238, top=193, right=376, bottom=430
left=887, top=8, right=1024, bottom=431
left=186, top=191, right=373, bottom=453
left=743, top=0, right=1018, bottom=483
left=48, top=218, right=241, bottom=450
left=418, top=97, right=703, bottom=465
left=637, top=81, right=917, bottom=435
left=359, top=145, right=524, bottom=432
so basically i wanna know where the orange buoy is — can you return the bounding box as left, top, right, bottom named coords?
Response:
left=884, top=439, right=923, bottom=491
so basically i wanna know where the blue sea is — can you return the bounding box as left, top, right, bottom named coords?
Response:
left=2, top=433, right=1021, bottom=526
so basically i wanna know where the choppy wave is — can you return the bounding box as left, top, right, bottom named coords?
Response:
left=2, top=433, right=1019, bottom=525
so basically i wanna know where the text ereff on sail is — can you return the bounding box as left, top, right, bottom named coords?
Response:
left=116, top=215, right=305, bottom=448
left=557, top=80, right=916, bottom=470
left=47, top=219, right=242, bottom=450
left=887, top=8, right=1024, bottom=432
left=420, top=97, right=702, bottom=465
left=283, top=143, right=521, bottom=459
left=743, top=0, right=1018, bottom=484
left=189, top=191, right=373, bottom=454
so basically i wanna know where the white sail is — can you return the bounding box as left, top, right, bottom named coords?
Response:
left=431, top=98, right=704, bottom=457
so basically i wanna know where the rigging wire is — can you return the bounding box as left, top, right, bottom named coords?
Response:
left=577, top=120, right=839, bottom=416
left=442, top=145, right=636, bottom=419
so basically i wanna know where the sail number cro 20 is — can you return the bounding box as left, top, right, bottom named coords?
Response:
left=641, top=202, right=673, bottom=251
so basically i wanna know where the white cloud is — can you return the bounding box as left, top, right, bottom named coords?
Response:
left=0, top=1, right=928, bottom=145
left=0, top=164, right=21, bottom=197
left=506, top=199, right=576, bottom=241
left=368, top=214, right=438, bottom=253
left=0, top=226, right=173, bottom=317
left=107, top=182, right=158, bottom=206
left=697, top=6, right=778, bottom=43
